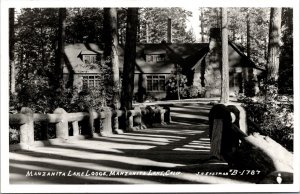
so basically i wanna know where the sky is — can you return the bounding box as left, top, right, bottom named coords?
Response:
left=184, top=6, right=201, bottom=42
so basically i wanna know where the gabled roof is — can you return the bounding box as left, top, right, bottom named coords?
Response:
left=64, top=43, right=104, bottom=74
left=229, top=41, right=265, bottom=71
left=64, top=41, right=262, bottom=75
left=143, top=44, right=167, bottom=55
left=64, top=42, right=210, bottom=74
left=80, top=50, right=99, bottom=55
left=190, top=41, right=265, bottom=72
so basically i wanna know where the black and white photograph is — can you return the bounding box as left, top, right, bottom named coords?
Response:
left=1, top=0, right=299, bottom=193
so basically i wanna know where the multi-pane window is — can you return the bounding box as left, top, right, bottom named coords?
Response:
left=146, top=55, right=154, bottom=62
left=82, top=75, right=100, bottom=89
left=83, top=55, right=97, bottom=64
left=147, top=75, right=165, bottom=91
left=156, top=54, right=165, bottom=62
left=146, top=54, right=165, bottom=63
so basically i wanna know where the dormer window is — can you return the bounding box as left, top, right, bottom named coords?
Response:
left=83, top=55, right=97, bottom=64
left=156, top=54, right=165, bottom=62
left=146, top=54, right=165, bottom=63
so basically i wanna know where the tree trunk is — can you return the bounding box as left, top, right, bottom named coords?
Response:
left=216, top=8, right=219, bottom=28
left=246, top=11, right=251, bottom=58
left=104, top=8, right=120, bottom=108
left=176, top=65, right=181, bottom=100
left=267, top=8, right=282, bottom=83
left=200, top=8, right=205, bottom=43
left=9, top=8, right=16, bottom=95
left=137, top=13, right=141, bottom=42
left=121, top=8, right=138, bottom=110
left=245, top=10, right=255, bottom=97
left=220, top=8, right=229, bottom=103
left=55, top=8, right=66, bottom=92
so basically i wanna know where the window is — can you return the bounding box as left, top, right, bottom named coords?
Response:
left=147, top=75, right=165, bottom=91
left=146, top=55, right=154, bottom=62
left=82, top=75, right=100, bottom=90
left=146, top=54, right=165, bottom=63
left=83, top=55, right=97, bottom=64
left=156, top=54, right=165, bottom=62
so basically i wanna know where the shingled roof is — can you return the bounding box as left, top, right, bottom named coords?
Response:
left=64, top=42, right=210, bottom=74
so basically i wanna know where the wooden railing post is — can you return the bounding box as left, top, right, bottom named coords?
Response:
left=156, top=106, right=166, bottom=125
left=101, top=107, right=112, bottom=136
left=128, top=110, right=134, bottom=131
left=128, top=107, right=142, bottom=131
left=209, top=104, right=235, bottom=161
left=134, top=106, right=142, bottom=129
left=163, top=106, right=171, bottom=124
left=113, top=108, right=125, bottom=134
left=87, top=108, right=95, bottom=138
left=20, top=107, right=34, bottom=145
left=53, top=108, right=68, bottom=140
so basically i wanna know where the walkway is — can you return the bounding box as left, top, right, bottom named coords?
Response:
left=9, top=103, right=256, bottom=184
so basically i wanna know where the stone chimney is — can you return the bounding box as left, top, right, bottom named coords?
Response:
left=209, top=28, right=221, bottom=50
left=167, top=18, right=172, bottom=43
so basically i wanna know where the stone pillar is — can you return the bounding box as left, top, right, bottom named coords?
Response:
left=53, top=108, right=68, bottom=140
left=20, top=107, right=34, bottom=145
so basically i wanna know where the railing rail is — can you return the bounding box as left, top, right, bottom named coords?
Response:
left=9, top=105, right=170, bottom=149
left=209, top=103, right=293, bottom=178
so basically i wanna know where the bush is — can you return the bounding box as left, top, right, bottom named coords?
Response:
left=9, top=85, right=106, bottom=144
left=238, top=94, right=293, bottom=151
left=165, top=73, right=205, bottom=100
left=9, top=127, right=20, bottom=144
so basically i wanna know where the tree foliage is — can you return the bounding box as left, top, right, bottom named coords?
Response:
left=227, top=8, right=270, bottom=67
left=14, top=9, right=58, bottom=111
left=10, top=7, right=294, bottom=114
left=65, top=8, right=104, bottom=43
left=139, top=8, right=194, bottom=43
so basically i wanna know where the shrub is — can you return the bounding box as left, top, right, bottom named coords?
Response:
left=165, top=73, right=206, bottom=100
left=9, top=127, right=20, bottom=144
left=238, top=94, right=293, bottom=151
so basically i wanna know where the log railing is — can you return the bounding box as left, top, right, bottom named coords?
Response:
left=209, top=103, right=293, bottom=183
left=9, top=105, right=170, bottom=149
left=10, top=107, right=112, bottom=146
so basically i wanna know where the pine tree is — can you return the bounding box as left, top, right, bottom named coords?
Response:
left=9, top=8, right=16, bottom=95
left=220, top=7, right=229, bottom=103
left=266, top=7, right=282, bottom=99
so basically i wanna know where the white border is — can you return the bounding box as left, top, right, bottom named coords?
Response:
left=1, top=0, right=299, bottom=193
